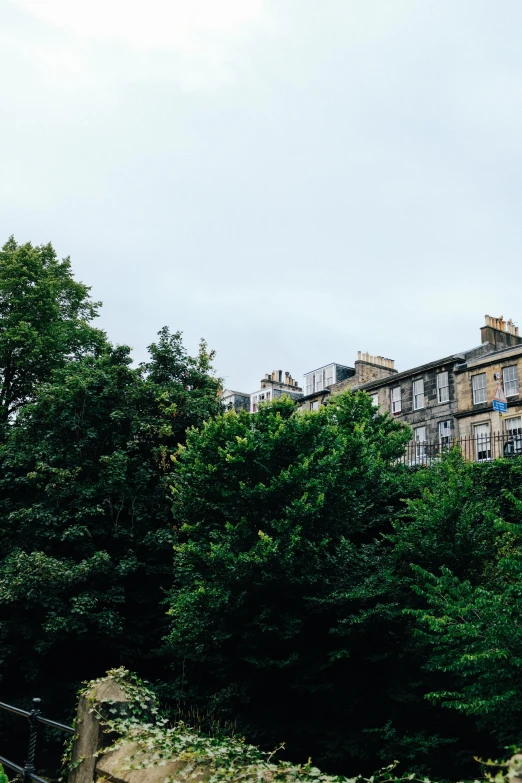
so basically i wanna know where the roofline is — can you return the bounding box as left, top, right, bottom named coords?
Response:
left=355, top=353, right=465, bottom=390
left=222, top=389, right=250, bottom=397
left=458, top=342, right=522, bottom=370
left=303, top=362, right=354, bottom=376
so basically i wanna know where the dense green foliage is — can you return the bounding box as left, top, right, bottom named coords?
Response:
left=164, top=402, right=522, bottom=776
left=165, top=394, right=418, bottom=769
left=0, top=237, right=105, bottom=426
left=0, top=317, right=221, bottom=712
left=405, top=458, right=522, bottom=745
left=2, top=235, right=522, bottom=781
left=71, top=668, right=500, bottom=783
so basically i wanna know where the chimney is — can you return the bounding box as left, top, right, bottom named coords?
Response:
left=355, top=352, right=395, bottom=370
left=481, top=314, right=521, bottom=348
left=354, top=351, right=397, bottom=383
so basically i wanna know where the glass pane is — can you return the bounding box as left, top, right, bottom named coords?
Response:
left=475, top=424, right=491, bottom=461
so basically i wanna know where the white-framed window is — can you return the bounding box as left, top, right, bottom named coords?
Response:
left=472, top=373, right=487, bottom=404
left=438, top=419, right=451, bottom=448
left=474, top=422, right=491, bottom=461
left=305, top=365, right=336, bottom=395
left=325, top=366, right=335, bottom=386
left=413, top=378, right=425, bottom=410
left=503, top=365, right=519, bottom=397
left=369, top=392, right=379, bottom=407
left=437, top=372, right=449, bottom=403
left=391, top=386, right=401, bottom=414
left=414, top=425, right=427, bottom=460
left=311, top=400, right=320, bottom=411
left=506, top=416, right=522, bottom=438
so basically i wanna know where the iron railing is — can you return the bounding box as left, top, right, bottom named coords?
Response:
left=0, top=698, right=74, bottom=782
left=400, top=431, right=522, bottom=466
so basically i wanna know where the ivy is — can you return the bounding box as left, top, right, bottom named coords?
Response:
left=65, top=670, right=466, bottom=783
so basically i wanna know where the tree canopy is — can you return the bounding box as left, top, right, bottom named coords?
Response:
left=0, top=328, right=222, bottom=711
left=0, top=237, right=105, bottom=425
left=2, top=234, right=522, bottom=781
left=165, top=393, right=413, bottom=770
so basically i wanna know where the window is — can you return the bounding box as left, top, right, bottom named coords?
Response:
left=437, top=372, right=449, bottom=403
left=306, top=366, right=335, bottom=395
left=414, top=425, right=427, bottom=460
left=391, top=386, right=401, bottom=414
left=311, top=401, right=320, bottom=411
left=506, top=416, right=522, bottom=438
left=475, top=423, right=491, bottom=461
left=325, top=366, right=335, bottom=386
left=503, top=365, right=519, bottom=397
left=413, top=378, right=425, bottom=410
left=438, top=419, right=451, bottom=448
left=369, top=392, right=379, bottom=407
left=472, top=373, right=487, bottom=404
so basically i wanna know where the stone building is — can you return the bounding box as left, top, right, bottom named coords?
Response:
left=250, top=370, right=302, bottom=413
left=454, top=322, right=522, bottom=458
left=328, top=315, right=522, bottom=462
left=223, top=316, right=522, bottom=461
left=221, top=389, right=251, bottom=413
left=297, top=363, right=355, bottom=411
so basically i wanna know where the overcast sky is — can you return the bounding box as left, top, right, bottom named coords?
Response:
left=2, top=1, right=522, bottom=392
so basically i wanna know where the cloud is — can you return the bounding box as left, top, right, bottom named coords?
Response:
left=9, top=0, right=265, bottom=49
left=7, top=0, right=268, bottom=90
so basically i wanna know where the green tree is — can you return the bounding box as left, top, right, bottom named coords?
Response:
left=165, top=392, right=412, bottom=771
left=0, top=328, right=222, bottom=707
left=0, top=236, right=105, bottom=425
left=403, top=455, right=522, bottom=747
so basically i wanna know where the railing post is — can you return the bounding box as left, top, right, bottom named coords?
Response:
left=24, top=698, right=41, bottom=782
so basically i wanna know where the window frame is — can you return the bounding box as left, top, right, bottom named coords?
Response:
left=503, top=365, right=519, bottom=398
left=413, top=378, right=425, bottom=411
left=436, top=371, right=449, bottom=403
left=474, top=422, right=491, bottom=461
left=414, top=425, right=427, bottom=460
left=391, top=385, right=401, bottom=414
left=438, top=419, right=451, bottom=448
left=472, top=373, right=487, bottom=405
left=369, top=392, right=379, bottom=408
left=505, top=415, right=522, bottom=437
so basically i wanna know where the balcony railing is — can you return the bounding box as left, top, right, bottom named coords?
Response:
left=400, top=432, right=522, bottom=466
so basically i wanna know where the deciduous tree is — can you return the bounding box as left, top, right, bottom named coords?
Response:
left=0, top=237, right=104, bottom=425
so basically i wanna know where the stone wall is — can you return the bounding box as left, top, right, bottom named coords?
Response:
left=331, top=359, right=396, bottom=394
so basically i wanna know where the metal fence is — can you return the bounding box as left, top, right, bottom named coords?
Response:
left=400, top=431, right=522, bottom=466
left=0, top=698, right=74, bottom=782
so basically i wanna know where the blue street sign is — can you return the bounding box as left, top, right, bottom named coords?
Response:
left=493, top=399, right=507, bottom=413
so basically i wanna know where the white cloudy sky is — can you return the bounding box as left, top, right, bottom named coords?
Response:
left=2, top=0, right=522, bottom=391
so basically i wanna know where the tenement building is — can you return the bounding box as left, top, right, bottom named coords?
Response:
left=250, top=370, right=302, bottom=413
left=453, top=318, right=522, bottom=455
left=297, top=363, right=355, bottom=411
left=326, top=315, right=522, bottom=461
left=221, top=389, right=251, bottom=412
